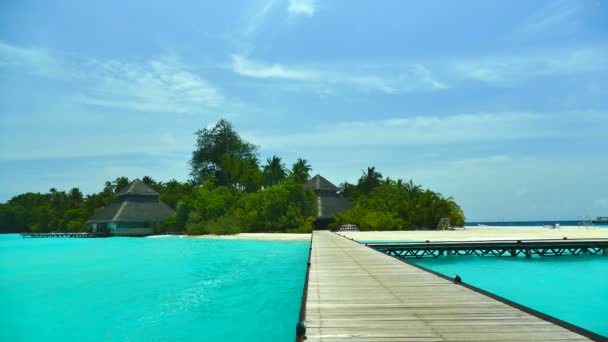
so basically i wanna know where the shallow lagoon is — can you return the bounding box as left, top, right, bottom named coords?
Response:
left=412, top=254, right=608, bottom=337
left=3, top=233, right=606, bottom=340
left=0, top=235, right=308, bottom=341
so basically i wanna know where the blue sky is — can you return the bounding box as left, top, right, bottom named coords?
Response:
left=1, top=0, right=607, bottom=221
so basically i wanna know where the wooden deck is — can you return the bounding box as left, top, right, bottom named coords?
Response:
left=302, top=231, right=599, bottom=341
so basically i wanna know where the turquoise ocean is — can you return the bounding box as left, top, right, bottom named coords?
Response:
left=0, top=234, right=308, bottom=341
left=2, top=233, right=607, bottom=340
left=412, top=255, right=608, bottom=337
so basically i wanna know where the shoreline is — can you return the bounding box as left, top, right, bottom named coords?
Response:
left=185, top=233, right=312, bottom=241
left=10, top=226, right=608, bottom=241
left=338, top=226, right=608, bottom=241
left=153, top=226, right=608, bottom=242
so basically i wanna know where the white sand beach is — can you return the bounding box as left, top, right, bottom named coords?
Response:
left=338, top=226, right=608, bottom=241
left=180, top=226, right=608, bottom=242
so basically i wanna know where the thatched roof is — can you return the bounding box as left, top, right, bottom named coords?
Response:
left=305, top=174, right=340, bottom=192
left=116, top=179, right=159, bottom=197
left=88, top=180, right=174, bottom=223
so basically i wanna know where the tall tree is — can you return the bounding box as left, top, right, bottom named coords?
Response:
left=220, top=155, right=262, bottom=192
left=103, top=181, right=114, bottom=196
left=357, top=166, right=383, bottom=195
left=263, top=155, right=287, bottom=187
left=290, top=158, right=312, bottom=184
left=112, top=177, right=130, bottom=193
left=189, top=119, right=258, bottom=186
left=339, top=181, right=359, bottom=202
left=69, top=188, right=83, bottom=204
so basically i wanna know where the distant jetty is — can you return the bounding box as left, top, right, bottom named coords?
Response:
left=592, top=216, right=608, bottom=224
left=20, top=232, right=110, bottom=238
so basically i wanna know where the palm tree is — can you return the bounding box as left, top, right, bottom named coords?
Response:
left=290, top=158, right=312, bottom=184
left=240, top=156, right=263, bottom=192
left=395, top=179, right=405, bottom=189
left=112, top=177, right=129, bottom=193
left=405, top=179, right=422, bottom=201
left=263, top=155, right=287, bottom=187
left=69, top=188, right=83, bottom=203
left=357, top=166, right=383, bottom=195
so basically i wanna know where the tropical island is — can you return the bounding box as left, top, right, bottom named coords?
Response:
left=0, top=119, right=465, bottom=235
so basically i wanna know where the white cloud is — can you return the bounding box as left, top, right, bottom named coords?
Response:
left=230, top=44, right=607, bottom=92
left=451, top=45, right=608, bottom=86
left=246, top=110, right=606, bottom=149
left=0, top=123, right=194, bottom=160
left=288, top=0, right=316, bottom=16
left=528, top=1, right=578, bottom=31
left=515, top=0, right=581, bottom=40
left=231, top=54, right=314, bottom=80
left=0, top=42, right=69, bottom=78
left=237, top=0, right=316, bottom=55
left=0, top=42, right=224, bottom=114
left=230, top=42, right=606, bottom=93
left=230, top=55, right=447, bottom=93
left=244, top=0, right=278, bottom=37
left=78, top=57, right=224, bottom=113
left=411, top=64, right=448, bottom=89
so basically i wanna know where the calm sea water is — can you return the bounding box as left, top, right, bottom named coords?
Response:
left=466, top=220, right=608, bottom=227
left=411, top=255, right=608, bottom=337
left=0, top=234, right=308, bottom=342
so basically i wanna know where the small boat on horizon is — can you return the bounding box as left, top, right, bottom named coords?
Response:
left=591, top=216, right=608, bottom=224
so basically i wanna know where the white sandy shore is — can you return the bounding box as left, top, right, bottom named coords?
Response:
left=338, top=226, right=608, bottom=241
left=187, top=233, right=311, bottom=241
left=151, top=226, right=607, bottom=242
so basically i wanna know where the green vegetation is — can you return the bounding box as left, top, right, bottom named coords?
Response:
left=0, top=119, right=465, bottom=234
left=335, top=177, right=465, bottom=230
left=0, top=177, right=194, bottom=234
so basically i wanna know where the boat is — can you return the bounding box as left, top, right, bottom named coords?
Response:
left=592, top=216, right=608, bottom=224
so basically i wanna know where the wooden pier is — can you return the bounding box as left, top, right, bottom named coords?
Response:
left=20, top=232, right=111, bottom=238
left=367, top=238, right=608, bottom=259
left=297, top=231, right=603, bottom=341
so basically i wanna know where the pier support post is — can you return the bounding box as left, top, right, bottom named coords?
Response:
left=446, top=249, right=452, bottom=256
left=525, top=249, right=531, bottom=258
left=509, top=249, right=516, bottom=257
left=296, top=320, right=306, bottom=342
left=603, top=247, right=608, bottom=256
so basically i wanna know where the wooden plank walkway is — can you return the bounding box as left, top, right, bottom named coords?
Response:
left=303, top=231, right=596, bottom=341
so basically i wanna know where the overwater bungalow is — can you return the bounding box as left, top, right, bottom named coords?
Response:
left=87, top=179, right=174, bottom=236
left=304, top=174, right=353, bottom=229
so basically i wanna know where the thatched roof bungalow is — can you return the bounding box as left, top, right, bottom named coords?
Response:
left=87, top=179, right=174, bottom=236
left=304, top=174, right=353, bottom=229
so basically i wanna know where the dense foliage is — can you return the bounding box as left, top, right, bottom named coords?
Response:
left=335, top=176, right=465, bottom=230
left=189, top=119, right=260, bottom=190
left=180, top=179, right=316, bottom=235
left=0, top=177, right=193, bottom=234
left=0, top=119, right=465, bottom=234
